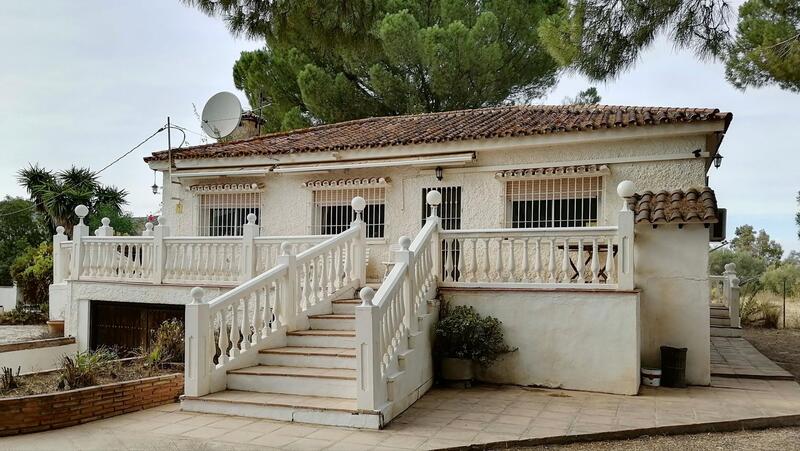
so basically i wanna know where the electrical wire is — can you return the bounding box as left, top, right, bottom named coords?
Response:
left=0, top=126, right=167, bottom=219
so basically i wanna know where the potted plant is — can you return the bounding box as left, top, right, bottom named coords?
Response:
left=434, top=303, right=515, bottom=384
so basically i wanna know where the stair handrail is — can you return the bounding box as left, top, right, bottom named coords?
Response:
left=184, top=196, right=369, bottom=398
left=355, top=190, right=441, bottom=411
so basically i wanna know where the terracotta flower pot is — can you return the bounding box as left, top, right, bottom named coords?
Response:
left=441, top=357, right=474, bottom=382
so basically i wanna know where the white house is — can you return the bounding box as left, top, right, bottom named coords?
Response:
left=48, top=104, right=736, bottom=428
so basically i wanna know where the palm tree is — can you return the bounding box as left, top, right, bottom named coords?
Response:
left=17, top=165, right=129, bottom=236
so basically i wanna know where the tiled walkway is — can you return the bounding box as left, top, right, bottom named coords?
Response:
left=711, top=336, right=794, bottom=379
left=2, top=376, right=800, bottom=450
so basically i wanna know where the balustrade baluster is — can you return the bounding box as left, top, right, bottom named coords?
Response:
left=521, top=238, right=530, bottom=282
left=229, top=303, right=240, bottom=359
left=242, top=295, right=251, bottom=350
left=495, top=238, right=504, bottom=282
left=591, top=238, right=600, bottom=284
left=455, top=239, right=464, bottom=283
left=548, top=239, right=556, bottom=283
left=533, top=238, right=542, bottom=282
left=467, top=238, right=477, bottom=283
left=302, top=262, right=312, bottom=310
left=606, top=236, right=616, bottom=284
left=207, top=316, right=216, bottom=370
left=507, top=238, right=516, bottom=282
left=443, top=239, right=454, bottom=282
left=217, top=310, right=228, bottom=365
left=561, top=238, right=571, bottom=283
left=482, top=238, right=490, bottom=282
left=344, top=242, right=353, bottom=285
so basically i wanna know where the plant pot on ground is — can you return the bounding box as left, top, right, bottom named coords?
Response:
left=434, top=303, right=515, bottom=385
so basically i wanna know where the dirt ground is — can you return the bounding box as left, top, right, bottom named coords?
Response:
left=744, top=327, right=800, bottom=381
left=518, top=427, right=800, bottom=450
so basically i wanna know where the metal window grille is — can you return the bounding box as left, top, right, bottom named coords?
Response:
left=421, top=186, right=462, bottom=230
left=504, top=176, right=604, bottom=228
left=311, top=187, right=385, bottom=238
left=198, top=190, right=262, bottom=236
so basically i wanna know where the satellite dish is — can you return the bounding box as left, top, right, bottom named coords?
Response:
left=201, top=92, right=242, bottom=139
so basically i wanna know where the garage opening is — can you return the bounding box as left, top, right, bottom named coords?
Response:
left=89, top=301, right=184, bottom=354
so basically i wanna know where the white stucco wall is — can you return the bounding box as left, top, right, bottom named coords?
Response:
left=440, top=288, right=641, bottom=395
left=0, top=340, right=78, bottom=374
left=0, top=285, right=17, bottom=313
left=635, top=224, right=711, bottom=385
left=158, top=133, right=709, bottom=282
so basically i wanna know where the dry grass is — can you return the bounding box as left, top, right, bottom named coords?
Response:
left=756, top=293, right=800, bottom=329
left=517, top=427, right=800, bottom=450
left=0, top=360, right=179, bottom=398
left=744, top=328, right=800, bottom=381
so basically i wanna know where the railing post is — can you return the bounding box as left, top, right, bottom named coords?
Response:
left=723, top=263, right=740, bottom=328
left=351, top=196, right=368, bottom=286
left=94, top=217, right=114, bottom=237
left=277, top=242, right=298, bottom=331
left=185, top=287, right=210, bottom=397
left=426, top=190, right=442, bottom=281
left=355, top=287, right=385, bottom=411
left=616, top=181, right=635, bottom=290
left=142, top=222, right=154, bottom=237
left=53, top=226, right=67, bottom=283
left=70, top=205, right=89, bottom=281
left=241, top=213, right=259, bottom=282
left=152, top=216, right=169, bottom=285
left=395, top=236, right=416, bottom=333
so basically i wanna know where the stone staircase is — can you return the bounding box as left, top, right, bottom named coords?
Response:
left=710, top=304, right=742, bottom=338
left=182, top=296, right=383, bottom=428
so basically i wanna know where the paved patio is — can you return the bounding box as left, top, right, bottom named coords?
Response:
left=1, top=375, right=799, bottom=450
left=711, top=336, right=794, bottom=380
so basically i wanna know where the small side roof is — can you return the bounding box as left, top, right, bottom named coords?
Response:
left=627, top=188, right=719, bottom=224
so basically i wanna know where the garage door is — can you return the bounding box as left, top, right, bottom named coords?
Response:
left=89, top=301, right=184, bottom=354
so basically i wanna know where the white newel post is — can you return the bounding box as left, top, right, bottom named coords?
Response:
left=240, top=213, right=259, bottom=282
left=185, top=287, right=210, bottom=397
left=152, top=216, right=169, bottom=284
left=142, top=222, right=154, bottom=236
left=396, top=236, right=416, bottom=333
left=426, top=190, right=442, bottom=282
left=616, top=181, right=635, bottom=291
left=53, top=226, right=67, bottom=283
left=723, top=263, right=741, bottom=328
left=70, top=205, right=90, bottom=280
left=356, top=287, right=386, bottom=411
left=95, top=217, right=114, bottom=237
left=277, top=242, right=298, bottom=331
left=351, top=196, right=368, bottom=286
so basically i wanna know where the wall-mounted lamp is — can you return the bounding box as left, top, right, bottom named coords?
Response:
left=435, top=166, right=443, bottom=181
left=151, top=170, right=160, bottom=195
left=713, top=153, right=723, bottom=169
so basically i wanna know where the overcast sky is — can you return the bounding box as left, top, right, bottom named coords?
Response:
left=1, top=1, right=798, bottom=252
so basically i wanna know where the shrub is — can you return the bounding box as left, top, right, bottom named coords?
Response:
left=741, top=297, right=782, bottom=329
left=0, top=305, right=48, bottom=325
left=58, top=348, right=117, bottom=390
left=9, top=242, right=52, bottom=306
left=434, top=303, right=515, bottom=368
left=1, top=366, right=20, bottom=391
left=140, top=319, right=185, bottom=369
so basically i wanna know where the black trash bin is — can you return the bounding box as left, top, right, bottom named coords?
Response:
left=660, top=346, right=687, bottom=388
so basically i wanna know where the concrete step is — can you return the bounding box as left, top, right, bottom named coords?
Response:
left=227, top=365, right=356, bottom=399
left=332, top=299, right=358, bottom=315
left=259, top=346, right=356, bottom=369
left=287, top=329, right=355, bottom=348
left=308, top=314, right=355, bottom=331
left=181, top=390, right=381, bottom=429
left=711, top=325, right=743, bottom=338
left=711, top=316, right=732, bottom=327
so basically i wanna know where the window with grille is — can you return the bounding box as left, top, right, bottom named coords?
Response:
left=505, top=176, right=604, bottom=228
left=421, top=187, right=461, bottom=230
left=196, top=187, right=262, bottom=236
left=312, top=188, right=385, bottom=238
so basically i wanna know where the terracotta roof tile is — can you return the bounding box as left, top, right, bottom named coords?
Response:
left=145, top=104, right=732, bottom=162
left=627, top=187, right=719, bottom=225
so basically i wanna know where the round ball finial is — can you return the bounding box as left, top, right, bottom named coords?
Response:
left=616, top=180, right=635, bottom=199
left=351, top=196, right=366, bottom=212
left=190, top=287, right=205, bottom=304
left=144, top=222, right=154, bottom=231
left=56, top=226, right=65, bottom=235
left=74, top=204, right=89, bottom=219
left=157, top=215, right=166, bottom=226
left=398, top=236, right=411, bottom=251
left=280, top=242, right=292, bottom=256
left=359, top=286, right=375, bottom=306
left=246, top=213, right=257, bottom=225
left=724, top=262, right=736, bottom=273
left=101, top=217, right=111, bottom=227
left=426, top=190, right=442, bottom=207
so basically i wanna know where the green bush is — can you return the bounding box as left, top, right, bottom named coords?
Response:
left=0, top=305, right=48, bottom=325
left=140, top=319, right=185, bottom=369
left=58, top=348, right=117, bottom=390
left=434, top=303, right=515, bottom=368
left=9, top=242, right=52, bottom=306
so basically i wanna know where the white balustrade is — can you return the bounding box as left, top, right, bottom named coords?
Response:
left=709, top=263, right=740, bottom=328
left=81, top=237, right=155, bottom=281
